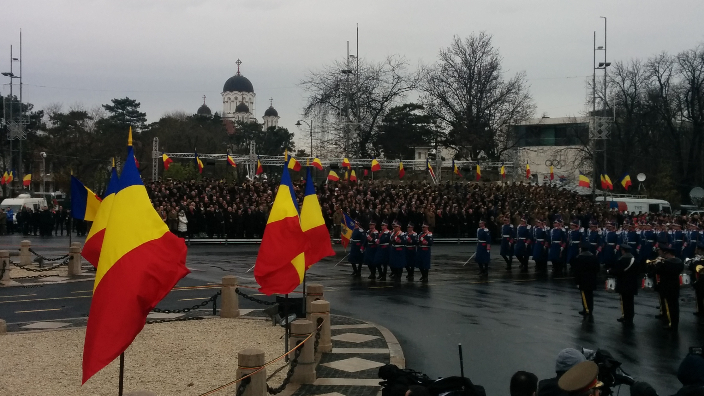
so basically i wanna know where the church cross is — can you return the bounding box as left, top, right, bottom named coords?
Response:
left=269, top=97, right=273, bottom=107
left=202, top=95, right=206, bottom=105
left=236, top=59, right=242, bottom=75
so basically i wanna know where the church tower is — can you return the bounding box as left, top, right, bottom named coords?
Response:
left=222, top=59, right=256, bottom=122
left=262, top=98, right=280, bottom=129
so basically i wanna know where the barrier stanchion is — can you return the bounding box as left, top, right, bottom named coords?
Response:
left=0, top=250, right=10, bottom=284
left=125, top=391, right=157, bottom=396
left=308, top=300, right=331, bottom=353
left=221, top=275, right=240, bottom=318
left=68, top=242, right=82, bottom=277
left=0, top=319, right=6, bottom=335
left=236, top=349, right=266, bottom=396
left=19, top=240, right=31, bottom=266
left=305, top=284, right=323, bottom=314
left=289, top=320, right=316, bottom=384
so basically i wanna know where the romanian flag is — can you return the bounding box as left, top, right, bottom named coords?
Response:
left=500, top=164, right=506, bottom=179
left=227, top=154, right=236, bottom=168
left=363, top=169, right=368, bottom=177
left=344, top=170, right=349, bottom=181
left=600, top=174, right=607, bottom=190
left=604, top=174, right=613, bottom=190
left=286, top=152, right=301, bottom=172
left=399, top=161, right=405, bottom=179
left=71, top=176, right=102, bottom=221
left=327, top=170, right=340, bottom=182
left=256, top=157, right=264, bottom=175
left=8, top=170, right=14, bottom=183
left=312, top=158, right=323, bottom=170
left=371, top=158, right=381, bottom=172
left=195, top=152, right=204, bottom=174
left=578, top=174, right=591, bottom=188
left=82, top=163, right=119, bottom=268
left=300, top=167, right=335, bottom=268
left=254, top=158, right=310, bottom=295
left=620, top=173, right=632, bottom=190
left=350, top=170, right=357, bottom=182
left=453, top=160, right=462, bottom=177
left=82, top=141, right=188, bottom=383
left=23, top=174, right=31, bottom=187
left=340, top=212, right=355, bottom=249
left=342, top=158, right=351, bottom=169
left=162, top=154, right=173, bottom=171
left=526, top=164, right=530, bottom=179
left=427, top=158, right=436, bottom=179
left=0, top=172, right=6, bottom=185
left=476, top=164, right=481, bottom=181
left=550, top=166, right=554, bottom=181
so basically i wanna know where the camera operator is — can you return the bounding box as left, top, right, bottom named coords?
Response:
left=538, top=348, right=586, bottom=396
left=558, top=361, right=603, bottom=396
left=675, top=349, right=704, bottom=396
left=654, top=246, right=684, bottom=331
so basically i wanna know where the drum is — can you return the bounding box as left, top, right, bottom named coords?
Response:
left=605, top=277, right=617, bottom=292
left=642, top=276, right=655, bottom=290
left=680, top=273, right=691, bottom=286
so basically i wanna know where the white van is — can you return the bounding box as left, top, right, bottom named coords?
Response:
left=0, top=194, right=49, bottom=214
left=597, top=196, right=672, bottom=214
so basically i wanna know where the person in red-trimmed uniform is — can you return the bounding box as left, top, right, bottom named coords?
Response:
left=416, top=222, right=433, bottom=282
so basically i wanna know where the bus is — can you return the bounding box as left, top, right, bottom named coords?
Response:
left=596, top=196, right=671, bottom=214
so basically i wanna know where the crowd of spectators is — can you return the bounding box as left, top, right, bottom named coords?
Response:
left=144, top=178, right=694, bottom=240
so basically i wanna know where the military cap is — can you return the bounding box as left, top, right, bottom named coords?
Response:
left=658, top=245, right=676, bottom=254
left=407, top=222, right=415, bottom=228
left=553, top=219, right=561, bottom=224
left=368, top=219, right=376, bottom=225
left=570, top=220, right=580, bottom=226
left=353, top=218, right=360, bottom=224
left=392, top=220, right=401, bottom=227
left=558, top=361, right=602, bottom=395
left=421, top=222, right=430, bottom=227
left=479, top=219, right=486, bottom=224
left=619, top=244, right=631, bottom=252
left=589, top=221, right=598, bottom=227
left=381, top=220, right=389, bottom=226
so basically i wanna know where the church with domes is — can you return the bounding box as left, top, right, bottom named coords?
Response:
left=201, top=59, right=280, bottom=131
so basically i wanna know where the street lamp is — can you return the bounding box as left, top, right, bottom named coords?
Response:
left=295, top=119, right=313, bottom=158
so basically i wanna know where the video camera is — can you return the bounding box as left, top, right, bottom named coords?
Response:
left=581, top=348, right=635, bottom=396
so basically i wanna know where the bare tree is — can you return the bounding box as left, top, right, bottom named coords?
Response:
left=300, top=55, right=418, bottom=157
left=420, top=32, right=535, bottom=160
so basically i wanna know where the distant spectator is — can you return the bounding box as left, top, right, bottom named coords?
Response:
left=511, top=371, right=538, bottom=396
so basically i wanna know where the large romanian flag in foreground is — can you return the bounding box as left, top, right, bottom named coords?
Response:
left=82, top=144, right=189, bottom=384
left=71, top=176, right=102, bottom=221
left=301, top=167, right=335, bottom=268
left=82, top=165, right=119, bottom=267
left=254, top=161, right=310, bottom=295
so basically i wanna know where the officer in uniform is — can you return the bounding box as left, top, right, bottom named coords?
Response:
left=654, top=245, right=685, bottom=331
left=566, top=220, right=583, bottom=270
left=683, top=223, right=699, bottom=260
left=672, top=223, right=685, bottom=259
left=514, top=217, right=532, bottom=271
left=574, top=241, right=600, bottom=317
left=639, top=222, right=657, bottom=265
left=500, top=217, right=516, bottom=271
left=586, top=221, right=601, bottom=256
left=532, top=219, right=549, bottom=272
left=364, top=220, right=379, bottom=280
left=374, top=220, right=391, bottom=281
left=475, top=219, right=491, bottom=276
left=416, top=222, right=433, bottom=282
left=601, top=222, right=619, bottom=269
left=388, top=220, right=407, bottom=280
left=656, top=222, right=671, bottom=251
left=607, top=244, right=639, bottom=325
left=624, top=222, right=640, bottom=262
left=549, top=219, right=566, bottom=274
left=348, top=218, right=366, bottom=277
left=689, top=242, right=704, bottom=316
left=558, top=361, right=604, bottom=396
left=405, top=222, right=418, bottom=280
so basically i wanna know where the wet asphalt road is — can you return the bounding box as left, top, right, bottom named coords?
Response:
left=2, top=235, right=703, bottom=396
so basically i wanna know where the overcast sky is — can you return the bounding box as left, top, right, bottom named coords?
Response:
left=2, top=0, right=703, bottom=149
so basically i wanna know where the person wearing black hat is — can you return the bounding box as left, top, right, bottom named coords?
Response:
left=607, top=244, right=639, bottom=324
left=689, top=242, right=704, bottom=316
left=549, top=219, right=567, bottom=274
left=348, top=218, right=366, bottom=277
left=654, top=245, right=684, bottom=330
left=624, top=222, right=641, bottom=262
left=566, top=220, right=583, bottom=270
left=586, top=221, right=601, bottom=256
left=602, top=222, right=619, bottom=270
left=374, top=220, right=392, bottom=281
left=476, top=219, right=492, bottom=276
left=416, top=222, right=433, bottom=282
left=515, top=217, right=533, bottom=271
left=500, top=216, right=516, bottom=271
left=363, top=220, right=379, bottom=280
left=557, top=361, right=603, bottom=396
left=388, top=220, right=407, bottom=280
left=639, top=223, right=657, bottom=266
left=532, top=219, right=549, bottom=273
left=574, top=240, right=600, bottom=317
left=404, top=222, right=418, bottom=280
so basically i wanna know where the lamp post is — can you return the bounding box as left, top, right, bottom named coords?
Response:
left=295, top=119, right=313, bottom=158
left=592, top=21, right=610, bottom=199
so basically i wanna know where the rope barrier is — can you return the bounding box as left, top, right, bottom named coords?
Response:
left=11, top=257, right=70, bottom=272
left=28, top=248, right=70, bottom=262
left=198, top=320, right=324, bottom=396
left=152, top=291, right=221, bottom=314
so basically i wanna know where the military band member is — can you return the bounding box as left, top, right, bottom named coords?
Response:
left=514, top=217, right=532, bottom=271
left=574, top=241, right=600, bottom=317
left=388, top=220, right=407, bottom=280
left=654, top=245, right=684, bottom=331
left=549, top=219, right=566, bottom=274
left=607, top=244, right=639, bottom=325
left=689, top=242, right=704, bottom=316
left=416, top=222, right=433, bottom=282
left=364, top=220, right=379, bottom=279
left=374, top=220, right=391, bottom=281
left=566, top=220, right=583, bottom=269
left=405, top=222, right=418, bottom=280
left=348, top=219, right=366, bottom=277
left=476, top=219, right=491, bottom=276
left=532, top=219, right=549, bottom=272
left=500, top=217, right=516, bottom=271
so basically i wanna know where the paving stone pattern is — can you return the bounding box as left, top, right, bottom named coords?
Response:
left=292, top=385, right=380, bottom=396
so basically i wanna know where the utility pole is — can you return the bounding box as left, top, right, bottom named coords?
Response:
left=591, top=31, right=597, bottom=199
left=601, top=17, right=607, bottom=176
left=19, top=29, right=23, bottom=178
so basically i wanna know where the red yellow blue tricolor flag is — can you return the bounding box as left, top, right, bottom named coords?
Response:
left=620, top=173, right=632, bottom=190
left=227, top=154, right=236, bottom=168
left=286, top=151, right=301, bottom=171
left=195, top=151, right=204, bottom=174
left=82, top=160, right=119, bottom=268
left=426, top=158, right=436, bottom=179
left=340, top=212, right=355, bottom=249
left=256, top=157, right=264, bottom=175
left=301, top=167, right=335, bottom=268
left=578, top=174, right=591, bottom=188
left=162, top=154, right=173, bottom=171
left=453, top=160, right=462, bottom=177
left=371, top=158, right=381, bottom=172
left=71, top=176, right=102, bottom=221
left=342, top=158, right=351, bottom=169
left=500, top=164, right=506, bottom=179
left=254, top=158, right=310, bottom=295
left=82, top=135, right=188, bottom=384
left=399, top=161, right=405, bottom=179
left=350, top=170, right=357, bottom=182
left=312, top=158, right=323, bottom=170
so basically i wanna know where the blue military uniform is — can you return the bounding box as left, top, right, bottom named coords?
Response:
left=548, top=221, right=566, bottom=272
left=475, top=222, right=491, bottom=276
left=374, top=225, right=391, bottom=280
left=416, top=224, right=433, bottom=282
left=500, top=222, right=515, bottom=270
left=672, top=226, right=685, bottom=259
left=405, top=225, right=418, bottom=280
left=601, top=224, right=619, bottom=268
left=532, top=221, right=549, bottom=272
left=624, top=226, right=641, bottom=261
left=586, top=223, right=601, bottom=255
left=566, top=221, right=583, bottom=266
left=640, top=226, right=657, bottom=263
left=388, top=222, right=407, bottom=279
left=656, top=227, right=671, bottom=250
left=348, top=224, right=366, bottom=277
left=514, top=222, right=532, bottom=270
left=683, top=226, right=698, bottom=259
left=364, top=226, right=379, bottom=279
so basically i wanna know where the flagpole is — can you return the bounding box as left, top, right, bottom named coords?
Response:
left=301, top=274, right=307, bottom=317
left=284, top=294, right=290, bottom=361
left=118, top=352, right=124, bottom=396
